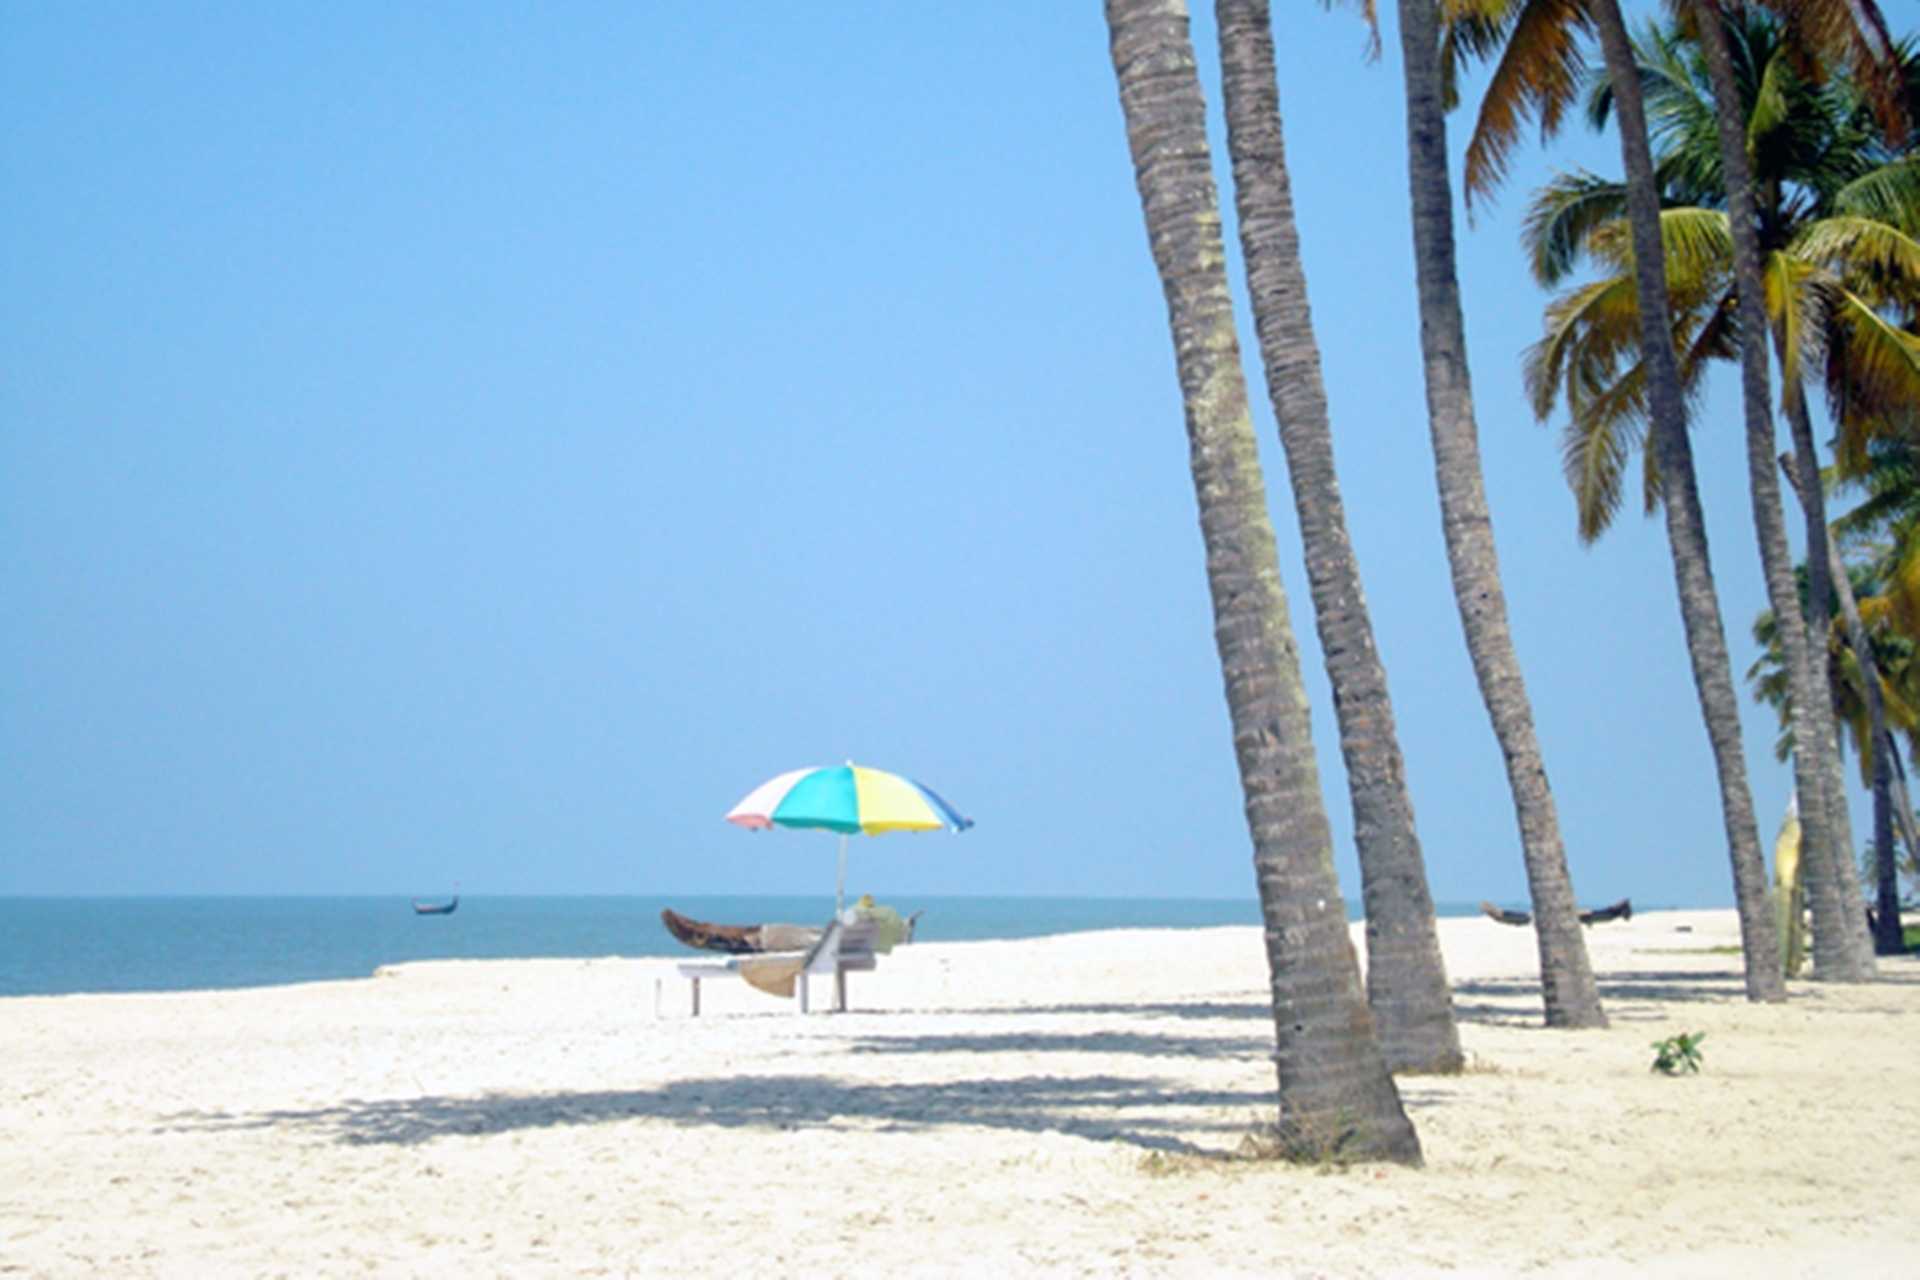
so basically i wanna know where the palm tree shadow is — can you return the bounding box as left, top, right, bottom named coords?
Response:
left=843, top=1029, right=1274, bottom=1058
left=932, top=1000, right=1271, bottom=1022
left=161, top=1073, right=1274, bottom=1154
left=1444, top=998, right=1548, bottom=1028
left=1445, top=970, right=1755, bottom=1025
left=1595, top=970, right=1762, bottom=1004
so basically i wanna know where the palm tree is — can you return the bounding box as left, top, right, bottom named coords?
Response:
left=1828, top=437, right=1920, bottom=948
left=1399, top=0, right=1608, bottom=1027
left=1828, top=547, right=1916, bottom=954
left=1451, top=0, right=1802, bottom=993
left=1625, top=1, right=1828, bottom=987
left=1104, top=0, right=1422, bottom=1163
left=1748, top=546, right=1920, bottom=951
left=1519, top=12, right=1915, bottom=976
left=1687, top=0, right=1824, bottom=993
left=1212, top=0, right=1466, bottom=1069
left=1736, top=7, right=1909, bottom=976
left=1595, top=0, right=1802, bottom=994
left=1698, top=0, right=1913, bottom=973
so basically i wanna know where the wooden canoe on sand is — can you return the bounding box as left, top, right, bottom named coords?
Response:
left=660, top=908, right=822, bottom=955
left=1479, top=898, right=1633, bottom=927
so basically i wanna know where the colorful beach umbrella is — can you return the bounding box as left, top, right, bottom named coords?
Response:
left=725, top=762, right=972, bottom=913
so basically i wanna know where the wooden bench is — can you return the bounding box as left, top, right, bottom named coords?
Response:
left=675, top=917, right=880, bottom=1015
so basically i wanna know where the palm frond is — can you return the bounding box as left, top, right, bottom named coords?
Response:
left=1824, top=289, right=1920, bottom=452
left=1679, top=287, right=1739, bottom=394
left=1836, top=491, right=1913, bottom=541
left=1748, top=40, right=1799, bottom=156
left=1521, top=169, right=1626, bottom=284
left=1830, top=160, right=1920, bottom=236
left=1892, top=535, right=1920, bottom=640
left=1657, top=207, right=1735, bottom=301
left=1764, top=250, right=1824, bottom=393
left=1526, top=274, right=1644, bottom=418
left=1831, top=645, right=1876, bottom=775
left=1438, top=0, right=1516, bottom=112
left=1560, top=370, right=1647, bottom=541
left=1576, top=207, right=1731, bottom=305
left=1769, top=0, right=1910, bottom=144
left=1634, top=20, right=1724, bottom=204
left=1832, top=441, right=1920, bottom=538
left=1858, top=591, right=1896, bottom=630
left=1877, top=666, right=1920, bottom=734
left=1462, top=0, right=1596, bottom=210
left=1794, top=213, right=1920, bottom=304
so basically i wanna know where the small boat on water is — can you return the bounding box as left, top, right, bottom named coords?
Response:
left=412, top=893, right=459, bottom=916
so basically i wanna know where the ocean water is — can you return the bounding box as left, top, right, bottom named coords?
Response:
left=0, top=895, right=1486, bottom=998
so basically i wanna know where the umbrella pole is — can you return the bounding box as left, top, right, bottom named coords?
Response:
left=836, top=833, right=848, bottom=918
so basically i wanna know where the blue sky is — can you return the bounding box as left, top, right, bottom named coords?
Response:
left=1, top=2, right=1854, bottom=905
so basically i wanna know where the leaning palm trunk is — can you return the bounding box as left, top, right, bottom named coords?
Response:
left=1822, top=516, right=1901, bottom=955
left=1870, top=723, right=1899, bottom=950
left=1888, top=733, right=1920, bottom=895
left=1682, top=0, right=1794, bottom=1000
left=1105, top=0, right=1421, bottom=1163
left=1779, top=381, right=1877, bottom=976
left=1214, top=0, right=1463, bottom=1071
left=1894, top=743, right=1920, bottom=861
left=1397, top=0, right=1603, bottom=1026
left=1795, top=462, right=1903, bottom=958
left=1590, top=0, right=1780, bottom=993
left=1883, top=732, right=1920, bottom=942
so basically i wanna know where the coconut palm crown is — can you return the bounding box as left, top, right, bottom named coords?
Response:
left=1520, top=14, right=1920, bottom=541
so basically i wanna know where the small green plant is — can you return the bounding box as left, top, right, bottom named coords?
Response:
left=1650, top=1031, right=1706, bottom=1075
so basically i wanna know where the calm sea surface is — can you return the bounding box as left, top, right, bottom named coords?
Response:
left=0, top=895, right=1486, bottom=998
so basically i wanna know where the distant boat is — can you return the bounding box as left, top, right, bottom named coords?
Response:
left=412, top=893, right=459, bottom=916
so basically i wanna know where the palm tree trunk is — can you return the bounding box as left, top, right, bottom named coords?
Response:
left=1590, top=0, right=1779, bottom=994
left=1888, top=731, right=1920, bottom=883
left=1105, top=0, right=1421, bottom=1163
left=1870, top=730, right=1899, bottom=950
left=1778, top=385, right=1878, bottom=977
left=1822, top=531, right=1902, bottom=956
left=1884, top=732, right=1920, bottom=936
left=1778, top=375, right=1852, bottom=876
left=1798, top=463, right=1903, bottom=958
left=1213, top=0, right=1463, bottom=1071
left=1683, top=0, right=1794, bottom=1001
left=1396, top=0, right=1603, bottom=1027
left=1838, top=571, right=1902, bottom=958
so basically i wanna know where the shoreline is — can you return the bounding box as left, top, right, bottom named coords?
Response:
left=0, top=895, right=1717, bottom=1001
left=3, top=910, right=1915, bottom=1276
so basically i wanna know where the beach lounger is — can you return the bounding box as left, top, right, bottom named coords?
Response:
left=674, top=916, right=880, bottom=1016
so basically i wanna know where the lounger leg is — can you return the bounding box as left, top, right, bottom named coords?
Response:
left=690, top=977, right=701, bottom=1017
left=835, top=968, right=847, bottom=1013
left=797, top=972, right=810, bottom=1015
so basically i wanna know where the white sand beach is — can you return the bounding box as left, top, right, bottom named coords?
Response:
left=3, top=910, right=1916, bottom=1278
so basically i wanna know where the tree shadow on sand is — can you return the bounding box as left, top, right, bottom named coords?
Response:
left=1446, top=970, right=1770, bottom=1025
left=841, top=1028, right=1274, bottom=1059
left=160, top=1072, right=1276, bottom=1154
left=925, top=1000, right=1272, bottom=1022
